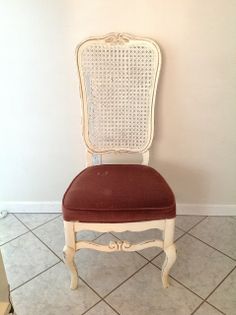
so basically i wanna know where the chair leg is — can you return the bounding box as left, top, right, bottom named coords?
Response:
left=161, top=218, right=177, bottom=288
left=161, top=243, right=177, bottom=288
left=63, top=221, right=78, bottom=289
left=63, top=245, right=78, bottom=289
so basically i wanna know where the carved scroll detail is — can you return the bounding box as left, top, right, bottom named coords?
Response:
left=76, top=239, right=163, bottom=252
left=109, top=240, right=131, bottom=251
left=105, top=33, right=130, bottom=45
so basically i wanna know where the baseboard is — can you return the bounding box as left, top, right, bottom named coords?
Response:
left=176, top=203, right=236, bottom=216
left=0, top=202, right=61, bottom=213
left=0, top=201, right=235, bottom=216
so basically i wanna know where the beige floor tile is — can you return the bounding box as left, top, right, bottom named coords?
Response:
left=153, top=234, right=236, bottom=298
left=6, top=214, right=235, bottom=315
left=208, top=268, right=236, bottom=315
left=193, top=303, right=223, bottom=315
left=33, top=216, right=65, bottom=258
left=190, top=216, right=236, bottom=259
left=175, top=215, right=206, bottom=231
left=106, top=263, right=202, bottom=315
left=11, top=262, right=100, bottom=315
left=113, top=226, right=184, bottom=260
left=1, top=232, right=59, bottom=289
left=15, top=213, right=60, bottom=230
left=34, top=216, right=101, bottom=259
left=74, top=233, right=147, bottom=297
left=85, top=301, right=117, bottom=315
left=0, top=214, right=28, bottom=245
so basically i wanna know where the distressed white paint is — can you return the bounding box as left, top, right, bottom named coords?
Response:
left=63, top=218, right=176, bottom=289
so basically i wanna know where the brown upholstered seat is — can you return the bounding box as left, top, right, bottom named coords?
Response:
left=63, top=164, right=175, bottom=223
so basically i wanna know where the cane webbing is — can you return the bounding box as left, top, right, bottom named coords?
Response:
left=77, top=34, right=161, bottom=153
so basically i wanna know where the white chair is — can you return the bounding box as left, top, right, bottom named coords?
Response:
left=62, top=33, right=176, bottom=290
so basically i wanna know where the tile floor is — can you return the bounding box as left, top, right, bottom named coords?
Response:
left=0, top=213, right=236, bottom=315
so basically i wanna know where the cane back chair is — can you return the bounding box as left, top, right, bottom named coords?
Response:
left=62, top=32, right=176, bottom=290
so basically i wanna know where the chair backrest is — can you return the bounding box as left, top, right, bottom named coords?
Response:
left=76, top=33, right=161, bottom=154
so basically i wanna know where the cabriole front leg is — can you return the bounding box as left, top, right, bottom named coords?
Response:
left=63, top=245, right=78, bottom=290
left=161, top=243, right=177, bottom=288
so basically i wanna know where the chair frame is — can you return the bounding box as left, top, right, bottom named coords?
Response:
left=63, top=33, right=176, bottom=290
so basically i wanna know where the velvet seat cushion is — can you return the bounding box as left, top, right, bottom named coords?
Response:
left=62, top=164, right=176, bottom=223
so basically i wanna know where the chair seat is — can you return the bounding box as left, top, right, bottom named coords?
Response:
left=62, top=164, right=176, bottom=223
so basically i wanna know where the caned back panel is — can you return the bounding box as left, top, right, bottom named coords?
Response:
left=77, top=33, right=161, bottom=153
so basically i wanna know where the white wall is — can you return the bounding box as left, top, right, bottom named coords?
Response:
left=0, top=0, right=236, bottom=213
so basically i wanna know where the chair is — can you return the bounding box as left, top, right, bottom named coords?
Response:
left=62, top=32, right=176, bottom=290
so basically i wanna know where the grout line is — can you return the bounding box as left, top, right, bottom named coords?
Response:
left=30, top=230, right=64, bottom=262
left=31, top=214, right=62, bottom=231
left=81, top=299, right=120, bottom=315
left=81, top=300, right=103, bottom=315
left=136, top=250, right=151, bottom=261
left=10, top=261, right=61, bottom=292
left=103, top=300, right=121, bottom=315
left=13, top=214, right=64, bottom=263
left=204, top=265, right=236, bottom=301
left=204, top=301, right=226, bottom=315
left=150, top=261, right=205, bottom=301
left=187, top=232, right=236, bottom=262
left=190, top=296, right=227, bottom=315
left=93, top=232, right=106, bottom=241
left=11, top=213, right=31, bottom=229
left=0, top=230, right=30, bottom=247
left=77, top=276, right=104, bottom=300
left=190, top=301, right=205, bottom=315
left=176, top=216, right=208, bottom=233
left=103, top=261, right=150, bottom=300
left=13, top=212, right=62, bottom=232
left=77, top=277, right=120, bottom=315
left=190, top=300, right=226, bottom=315
left=191, top=300, right=226, bottom=315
